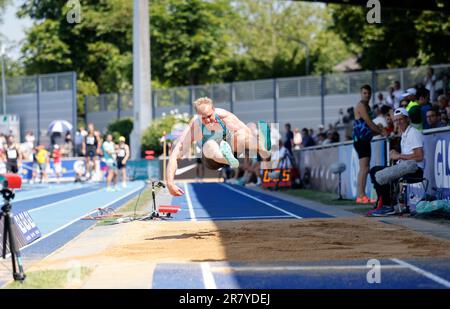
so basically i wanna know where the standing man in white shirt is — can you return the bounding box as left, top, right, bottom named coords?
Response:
left=392, top=81, right=404, bottom=109
left=368, top=108, right=424, bottom=217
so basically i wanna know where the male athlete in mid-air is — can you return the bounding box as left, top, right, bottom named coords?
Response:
left=166, top=97, right=272, bottom=196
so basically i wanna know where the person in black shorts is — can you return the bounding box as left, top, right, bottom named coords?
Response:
left=82, top=123, right=99, bottom=179
left=116, top=136, right=130, bottom=188
left=5, top=135, right=22, bottom=174
left=353, top=85, right=386, bottom=204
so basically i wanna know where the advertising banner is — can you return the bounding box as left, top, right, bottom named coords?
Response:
left=296, top=138, right=386, bottom=199
left=0, top=210, right=41, bottom=252
left=6, top=158, right=160, bottom=182
left=407, top=128, right=450, bottom=209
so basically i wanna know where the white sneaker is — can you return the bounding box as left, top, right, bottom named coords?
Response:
left=219, top=140, right=239, bottom=168
left=122, top=183, right=127, bottom=188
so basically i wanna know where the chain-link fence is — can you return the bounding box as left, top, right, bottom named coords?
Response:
left=1, top=72, right=77, bottom=144
left=85, top=63, right=450, bottom=131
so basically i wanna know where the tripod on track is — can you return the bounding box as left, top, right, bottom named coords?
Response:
left=0, top=187, right=26, bottom=282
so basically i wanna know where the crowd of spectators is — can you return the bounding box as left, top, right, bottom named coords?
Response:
left=0, top=123, right=130, bottom=189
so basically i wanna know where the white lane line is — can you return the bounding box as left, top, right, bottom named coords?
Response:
left=211, top=265, right=408, bottom=272
left=183, top=183, right=197, bottom=221
left=197, top=215, right=292, bottom=220
left=220, top=183, right=303, bottom=219
left=201, top=262, right=217, bottom=289
left=391, top=258, right=450, bottom=288
left=29, top=188, right=103, bottom=213
left=175, top=163, right=197, bottom=175
left=16, top=183, right=145, bottom=253
left=15, top=184, right=96, bottom=203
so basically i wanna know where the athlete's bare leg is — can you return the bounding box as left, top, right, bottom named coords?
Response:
left=202, top=139, right=228, bottom=164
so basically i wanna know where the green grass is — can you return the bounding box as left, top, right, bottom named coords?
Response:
left=284, top=188, right=360, bottom=206
left=283, top=188, right=374, bottom=215
left=4, top=267, right=92, bottom=289
left=96, top=186, right=161, bottom=225
left=116, top=187, right=154, bottom=214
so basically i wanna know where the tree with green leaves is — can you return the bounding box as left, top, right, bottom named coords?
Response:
left=222, top=0, right=352, bottom=80
left=18, top=0, right=133, bottom=119
left=329, top=4, right=450, bottom=69
left=150, top=0, right=235, bottom=86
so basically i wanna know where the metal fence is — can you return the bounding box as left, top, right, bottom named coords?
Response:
left=85, top=64, right=450, bottom=131
left=1, top=72, right=77, bottom=144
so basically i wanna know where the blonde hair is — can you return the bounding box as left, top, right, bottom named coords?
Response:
left=194, top=97, right=213, bottom=111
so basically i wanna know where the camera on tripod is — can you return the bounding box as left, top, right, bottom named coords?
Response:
left=0, top=173, right=26, bottom=282
left=0, top=173, right=22, bottom=190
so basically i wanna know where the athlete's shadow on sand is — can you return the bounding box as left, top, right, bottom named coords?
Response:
left=146, top=231, right=217, bottom=241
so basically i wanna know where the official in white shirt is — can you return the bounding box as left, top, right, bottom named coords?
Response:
left=368, top=108, right=424, bottom=216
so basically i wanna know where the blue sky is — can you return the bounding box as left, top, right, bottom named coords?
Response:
left=0, top=1, right=33, bottom=59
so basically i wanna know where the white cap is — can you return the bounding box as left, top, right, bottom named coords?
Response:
left=402, top=88, right=417, bottom=98
left=394, top=107, right=409, bottom=117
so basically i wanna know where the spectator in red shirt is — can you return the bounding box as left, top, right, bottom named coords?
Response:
left=52, top=144, right=62, bottom=183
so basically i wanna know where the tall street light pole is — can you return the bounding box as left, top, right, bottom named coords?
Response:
left=130, top=0, right=152, bottom=159
left=1, top=44, right=6, bottom=114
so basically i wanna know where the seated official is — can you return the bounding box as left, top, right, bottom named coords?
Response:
left=369, top=108, right=424, bottom=217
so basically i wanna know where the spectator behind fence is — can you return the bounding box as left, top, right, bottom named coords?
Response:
left=375, top=92, right=385, bottom=107
left=309, top=128, right=315, bottom=140
left=393, top=81, right=404, bottom=108
left=323, top=130, right=340, bottom=145
left=301, top=128, right=316, bottom=148
left=284, top=123, right=294, bottom=154
left=353, top=84, right=384, bottom=204
left=426, top=106, right=445, bottom=129
left=315, top=124, right=325, bottom=143
left=437, top=95, right=449, bottom=115
left=293, top=128, right=302, bottom=150
left=423, top=67, right=436, bottom=102
left=417, top=87, right=432, bottom=130
left=317, top=133, right=326, bottom=145
left=62, top=132, right=74, bottom=157
left=343, top=107, right=355, bottom=141
left=317, top=124, right=325, bottom=135
left=400, top=99, right=409, bottom=108
left=441, top=110, right=449, bottom=126
left=372, top=105, right=387, bottom=129
left=385, top=87, right=395, bottom=108
left=74, top=128, right=84, bottom=156
left=322, top=131, right=333, bottom=145
left=369, top=108, right=424, bottom=217
left=335, top=108, right=344, bottom=126
left=403, top=88, right=422, bottom=130
left=25, top=131, right=35, bottom=149
left=381, top=105, right=395, bottom=135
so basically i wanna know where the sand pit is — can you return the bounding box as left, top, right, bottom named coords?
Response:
left=40, top=217, right=450, bottom=268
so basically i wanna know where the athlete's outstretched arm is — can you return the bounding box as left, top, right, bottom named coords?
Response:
left=166, top=116, right=200, bottom=196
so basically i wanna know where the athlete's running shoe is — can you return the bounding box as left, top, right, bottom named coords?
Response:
left=370, top=206, right=396, bottom=217
left=356, top=196, right=376, bottom=204
left=220, top=140, right=239, bottom=168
